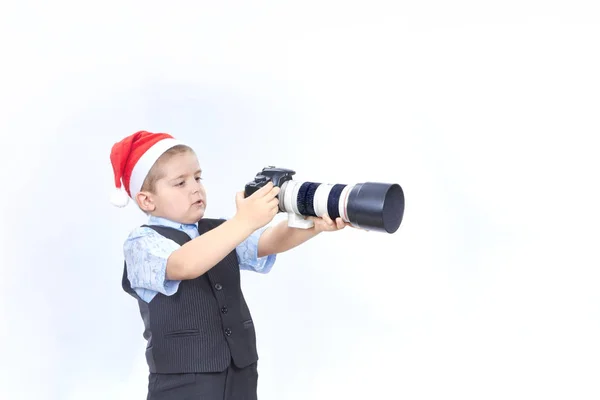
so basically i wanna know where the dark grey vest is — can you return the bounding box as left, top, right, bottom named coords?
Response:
left=122, top=218, right=258, bottom=373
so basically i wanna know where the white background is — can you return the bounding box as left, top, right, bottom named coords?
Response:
left=1, top=1, right=599, bottom=399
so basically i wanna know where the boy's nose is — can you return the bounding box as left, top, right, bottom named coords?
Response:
left=192, top=182, right=202, bottom=194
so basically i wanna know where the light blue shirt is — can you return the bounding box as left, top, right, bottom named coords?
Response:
left=123, top=215, right=276, bottom=303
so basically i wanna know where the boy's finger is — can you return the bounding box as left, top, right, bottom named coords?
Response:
left=268, top=186, right=281, bottom=197
left=235, top=191, right=245, bottom=203
left=322, top=215, right=333, bottom=225
left=261, top=181, right=275, bottom=194
left=262, top=190, right=279, bottom=202
left=252, top=181, right=274, bottom=197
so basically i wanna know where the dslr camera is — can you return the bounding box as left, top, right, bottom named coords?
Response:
left=244, top=166, right=404, bottom=234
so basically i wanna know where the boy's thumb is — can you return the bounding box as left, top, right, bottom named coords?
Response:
left=235, top=191, right=245, bottom=203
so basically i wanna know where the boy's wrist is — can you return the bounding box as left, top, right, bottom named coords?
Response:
left=229, top=215, right=260, bottom=237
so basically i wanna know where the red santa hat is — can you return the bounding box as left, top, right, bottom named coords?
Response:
left=109, top=130, right=183, bottom=207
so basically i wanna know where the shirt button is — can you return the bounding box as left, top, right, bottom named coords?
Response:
left=214, top=283, right=223, bottom=290
left=221, top=306, right=228, bottom=314
left=225, top=328, right=232, bottom=336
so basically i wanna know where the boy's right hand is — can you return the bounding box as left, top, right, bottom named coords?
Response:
left=234, top=182, right=280, bottom=231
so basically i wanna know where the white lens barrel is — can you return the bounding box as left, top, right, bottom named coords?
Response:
left=280, top=180, right=293, bottom=213
left=312, top=183, right=334, bottom=218
left=290, top=181, right=302, bottom=215
left=338, top=184, right=354, bottom=223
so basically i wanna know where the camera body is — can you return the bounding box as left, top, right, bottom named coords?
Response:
left=244, top=166, right=296, bottom=198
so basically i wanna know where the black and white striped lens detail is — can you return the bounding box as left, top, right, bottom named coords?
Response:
left=280, top=181, right=355, bottom=223
left=279, top=179, right=405, bottom=234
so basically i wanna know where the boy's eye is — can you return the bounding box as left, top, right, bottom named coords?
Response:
left=176, top=181, right=185, bottom=186
left=195, top=176, right=202, bottom=182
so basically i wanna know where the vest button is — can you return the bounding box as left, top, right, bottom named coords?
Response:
left=215, top=283, right=223, bottom=290
left=225, top=328, right=232, bottom=336
left=221, top=306, right=228, bottom=314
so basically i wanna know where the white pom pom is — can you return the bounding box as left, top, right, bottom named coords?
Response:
left=110, top=188, right=130, bottom=207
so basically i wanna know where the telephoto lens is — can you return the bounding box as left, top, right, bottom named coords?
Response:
left=244, top=167, right=405, bottom=234
left=279, top=180, right=404, bottom=233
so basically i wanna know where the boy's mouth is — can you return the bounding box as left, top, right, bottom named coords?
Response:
left=193, top=199, right=204, bottom=206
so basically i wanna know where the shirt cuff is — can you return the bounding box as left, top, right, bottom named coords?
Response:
left=237, top=226, right=277, bottom=273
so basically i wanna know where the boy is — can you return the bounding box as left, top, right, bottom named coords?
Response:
left=109, top=131, right=350, bottom=400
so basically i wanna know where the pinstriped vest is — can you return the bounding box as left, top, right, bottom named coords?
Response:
left=122, top=218, right=258, bottom=373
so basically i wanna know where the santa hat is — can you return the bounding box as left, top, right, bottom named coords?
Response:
left=109, top=130, right=183, bottom=207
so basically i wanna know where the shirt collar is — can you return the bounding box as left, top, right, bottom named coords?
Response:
left=147, top=215, right=198, bottom=230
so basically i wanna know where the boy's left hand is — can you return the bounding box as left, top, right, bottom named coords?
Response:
left=307, top=215, right=352, bottom=233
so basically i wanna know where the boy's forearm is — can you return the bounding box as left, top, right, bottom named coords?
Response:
left=166, top=217, right=255, bottom=280
left=257, top=219, right=320, bottom=257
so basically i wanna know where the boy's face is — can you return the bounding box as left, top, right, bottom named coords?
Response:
left=138, top=151, right=207, bottom=224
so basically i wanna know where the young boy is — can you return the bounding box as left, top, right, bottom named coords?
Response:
left=109, top=131, right=350, bottom=400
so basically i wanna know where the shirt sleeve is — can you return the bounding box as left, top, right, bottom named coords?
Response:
left=123, top=226, right=182, bottom=302
left=236, top=226, right=277, bottom=274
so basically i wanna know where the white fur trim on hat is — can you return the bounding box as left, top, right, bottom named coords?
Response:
left=128, top=138, right=183, bottom=200
left=110, top=187, right=130, bottom=207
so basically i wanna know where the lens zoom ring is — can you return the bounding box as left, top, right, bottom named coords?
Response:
left=327, top=184, right=346, bottom=220
left=305, top=183, right=320, bottom=217
left=296, top=182, right=311, bottom=215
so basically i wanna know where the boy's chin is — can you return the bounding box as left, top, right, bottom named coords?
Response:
left=187, top=209, right=205, bottom=223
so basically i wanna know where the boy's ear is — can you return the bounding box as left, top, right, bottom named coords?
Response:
left=136, top=191, right=156, bottom=212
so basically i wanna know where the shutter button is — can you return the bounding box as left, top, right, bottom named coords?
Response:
left=215, top=283, right=223, bottom=290
left=225, top=328, right=232, bottom=336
